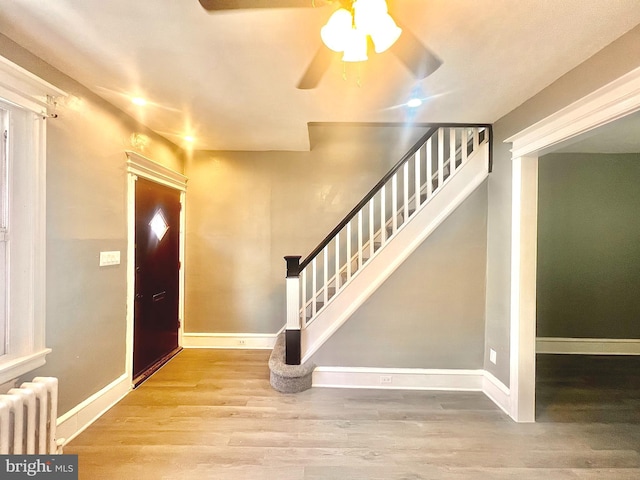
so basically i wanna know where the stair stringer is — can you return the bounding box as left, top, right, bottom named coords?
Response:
left=301, top=141, right=490, bottom=364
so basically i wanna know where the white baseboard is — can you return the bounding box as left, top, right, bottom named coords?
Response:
left=536, top=337, right=640, bottom=355
left=56, top=373, right=131, bottom=446
left=183, top=333, right=277, bottom=350
left=482, top=370, right=511, bottom=416
left=312, top=366, right=485, bottom=391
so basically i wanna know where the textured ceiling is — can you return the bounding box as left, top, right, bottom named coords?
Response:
left=1, top=0, right=640, bottom=151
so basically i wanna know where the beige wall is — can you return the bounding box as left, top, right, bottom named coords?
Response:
left=0, top=34, right=184, bottom=414
left=486, top=25, right=640, bottom=386
left=185, top=125, right=430, bottom=333
left=312, top=183, right=488, bottom=369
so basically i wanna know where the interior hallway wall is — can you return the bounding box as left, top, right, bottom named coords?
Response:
left=312, top=182, right=488, bottom=369
left=0, top=34, right=185, bottom=415
left=486, top=25, right=640, bottom=386
left=185, top=125, right=430, bottom=334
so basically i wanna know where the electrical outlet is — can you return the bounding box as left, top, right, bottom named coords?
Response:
left=380, top=375, right=392, bottom=385
left=489, top=348, right=497, bottom=365
left=238, top=339, right=246, bottom=346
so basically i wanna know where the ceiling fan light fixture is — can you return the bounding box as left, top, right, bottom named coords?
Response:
left=352, top=0, right=388, bottom=33
left=341, top=27, right=368, bottom=62
left=320, top=8, right=353, bottom=52
left=369, top=14, right=402, bottom=53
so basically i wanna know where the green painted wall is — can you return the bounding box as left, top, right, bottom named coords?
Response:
left=537, top=153, right=640, bottom=339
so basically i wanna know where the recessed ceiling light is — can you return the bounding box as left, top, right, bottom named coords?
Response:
left=184, top=135, right=195, bottom=143
left=131, top=97, right=147, bottom=106
left=407, top=97, right=422, bottom=108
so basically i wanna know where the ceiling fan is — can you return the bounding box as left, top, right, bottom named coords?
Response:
left=198, top=0, right=442, bottom=89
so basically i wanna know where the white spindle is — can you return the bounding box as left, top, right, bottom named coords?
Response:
left=392, top=173, right=398, bottom=234
left=426, top=137, right=433, bottom=197
left=335, top=232, right=340, bottom=290
left=462, top=127, right=468, bottom=165
left=301, top=268, right=307, bottom=324
left=287, top=275, right=302, bottom=328
left=414, top=148, right=421, bottom=211
left=311, top=258, right=317, bottom=316
left=438, top=128, right=445, bottom=188
left=323, top=245, right=328, bottom=305
left=346, top=222, right=352, bottom=280
left=357, top=211, right=363, bottom=269
left=450, top=128, right=457, bottom=174
left=369, top=199, right=375, bottom=258
left=380, top=185, right=386, bottom=245
left=473, top=127, right=479, bottom=150
left=403, top=161, right=409, bottom=223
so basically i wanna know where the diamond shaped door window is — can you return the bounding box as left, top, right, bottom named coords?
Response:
left=149, top=210, right=169, bottom=241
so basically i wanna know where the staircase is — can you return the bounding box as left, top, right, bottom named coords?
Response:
left=274, top=124, right=491, bottom=390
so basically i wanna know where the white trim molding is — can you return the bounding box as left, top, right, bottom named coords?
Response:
left=0, top=55, right=66, bottom=385
left=506, top=66, right=640, bottom=158
left=537, top=337, right=640, bottom=355
left=126, top=151, right=188, bottom=192
left=183, top=333, right=278, bottom=350
left=505, top=65, right=640, bottom=423
left=312, top=366, right=485, bottom=391
left=56, top=374, right=130, bottom=447
left=482, top=371, right=511, bottom=416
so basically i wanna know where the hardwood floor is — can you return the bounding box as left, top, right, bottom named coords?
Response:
left=65, top=350, right=640, bottom=479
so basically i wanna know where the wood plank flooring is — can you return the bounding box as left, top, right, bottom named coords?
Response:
left=65, top=350, right=640, bottom=479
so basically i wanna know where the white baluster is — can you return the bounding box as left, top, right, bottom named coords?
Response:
left=335, top=232, right=340, bottom=290
left=301, top=268, right=307, bottom=325
left=369, top=199, right=375, bottom=258
left=414, top=147, right=421, bottom=211
left=473, top=127, right=479, bottom=151
left=438, top=128, right=445, bottom=189
left=392, top=173, right=398, bottom=234
left=323, top=245, right=328, bottom=305
left=462, top=127, right=469, bottom=165
left=311, top=257, right=317, bottom=316
left=426, top=137, right=433, bottom=198
left=403, top=161, right=409, bottom=223
left=357, top=210, right=363, bottom=269
left=380, top=185, right=386, bottom=245
left=346, top=221, right=352, bottom=280
left=450, top=127, right=457, bottom=174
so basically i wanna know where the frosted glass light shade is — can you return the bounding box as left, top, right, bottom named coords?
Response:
left=341, top=28, right=368, bottom=62
left=320, top=8, right=352, bottom=52
left=353, top=0, right=388, bottom=35
left=370, top=14, right=402, bottom=53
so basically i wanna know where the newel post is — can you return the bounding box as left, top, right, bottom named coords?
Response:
left=284, top=256, right=302, bottom=365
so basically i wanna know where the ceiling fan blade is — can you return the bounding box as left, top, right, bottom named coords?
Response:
left=390, top=24, right=442, bottom=79
left=297, top=46, right=337, bottom=89
left=198, top=0, right=330, bottom=10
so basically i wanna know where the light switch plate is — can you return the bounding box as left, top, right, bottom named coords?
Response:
left=99, top=251, right=121, bottom=267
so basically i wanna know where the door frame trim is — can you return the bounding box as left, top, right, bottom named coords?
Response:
left=504, top=65, right=640, bottom=422
left=125, top=151, right=187, bottom=386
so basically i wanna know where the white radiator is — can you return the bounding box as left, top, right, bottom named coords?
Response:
left=0, top=377, right=61, bottom=454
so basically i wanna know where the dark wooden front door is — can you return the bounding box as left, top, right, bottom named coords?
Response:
left=133, top=177, right=181, bottom=385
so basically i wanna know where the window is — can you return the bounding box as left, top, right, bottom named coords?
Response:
left=0, top=55, right=66, bottom=384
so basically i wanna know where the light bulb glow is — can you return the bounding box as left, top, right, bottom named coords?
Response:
left=320, top=0, right=401, bottom=59
left=407, top=97, right=422, bottom=108
left=131, top=97, right=147, bottom=106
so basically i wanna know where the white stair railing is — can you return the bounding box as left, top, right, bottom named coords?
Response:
left=284, top=125, right=490, bottom=364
